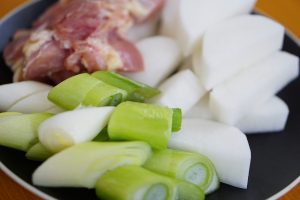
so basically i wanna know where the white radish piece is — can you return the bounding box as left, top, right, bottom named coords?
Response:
left=8, top=90, right=56, bottom=113
left=123, top=36, right=182, bottom=87
left=0, top=81, right=52, bottom=111
left=169, top=119, right=251, bottom=189
left=236, top=97, right=289, bottom=133
left=39, top=107, right=114, bottom=153
left=193, top=15, right=285, bottom=90
left=169, top=0, right=257, bottom=56
left=159, top=0, right=180, bottom=38
left=179, top=56, right=193, bottom=71
left=127, top=17, right=159, bottom=42
left=210, top=51, right=299, bottom=125
left=184, top=95, right=213, bottom=120
left=150, top=70, right=206, bottom=114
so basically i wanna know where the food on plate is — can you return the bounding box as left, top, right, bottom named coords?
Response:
left=193, top=15, right=285, bottom=90
left=39, top=107, right=114, bottom=153
left=92, top=71, right=160, bottom=102
left=185, top=96, right=290, bottom=134
left=3, top=0, right=165, bottom=84
left=32, top=141, right=151, bottom=188
left=210, top=51, right=299, bottom=125
left=108, top=101, right=181, bottom=149
left=0, top=81, right=51, bottom=111
left=0, top=113, right=53, bottom=151
left=144, top=149, right=219, bottom=194
left=26, top=142, right=53, bottom=161
left=160, top=0, right=257, bottom=56
left=169, top=119, right=251, bottom=189
left=150, top=69, right=206, bottom=114
left=123, top=36, right=182, bottom=87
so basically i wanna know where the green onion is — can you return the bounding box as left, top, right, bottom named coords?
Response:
left=108, top=102, right=178, bottom=149
left=144, top=149, right=218, bottom=193
left=26, top=142, right=53, bottom=161
left=0, top=113, right=53, bottom=151
left=32, top=141, right=151, bottom=188
left=92, top=71, right=160, bottom=102
left=172, top=108, right=182, bottom=132
left=95, top=165, right=177, bottom=200
left=176, top=180, right=205, bottom=200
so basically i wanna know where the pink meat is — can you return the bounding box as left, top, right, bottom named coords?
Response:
left=23, top=41, right=67, bottom=82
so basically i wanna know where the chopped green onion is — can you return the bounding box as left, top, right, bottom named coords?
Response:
left=0, top=113, right=53, bottom=151
left=48, top=73, right=100, bottom=110
left=172, top=108, right=182, bottom=132
left=32, top=141, right=151, bottom=188
left=26, top=142, right=53, bottom=161
left=95, top=165, right=177, bottom=200
left=108, top=102, right=175, bottom=149
left=92, top=71, right=160, bottom=102
left=176, top=180, right=205, bottom=200
left=144, top=149, right=218, bottom=193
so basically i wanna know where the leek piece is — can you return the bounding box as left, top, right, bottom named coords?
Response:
left=0, top=113, right=53, bottom=151
left=82, top=81, right=127, bottom=107
left=176, top=181, right=205, bottom=200
left=144, top=149, right=218, bottom=193
left=26, top=142, right=53, bottom=161
left=48, top=73, right=100, bottom=110
left=39, top=107, right=114, bottom=153
left=95, top=165, right=177, bottom=200
left=0, top=112, right=22, bottom=118
left=108, top=102, right=175, bottom=149
left=93, top=127, right=110, bottom=142
left=32, top=141, right=151, bottom=188
left=172, top=108, right=182, bottom=132
left=92, top=71, right=160, bottom=102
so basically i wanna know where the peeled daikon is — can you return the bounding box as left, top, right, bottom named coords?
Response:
left=210, top=51, right=299, bottom=125
left=236, top=97, right=289, bottom=133
left=162, top=0, right=256, bottom=56
left=8, top=90, right=56, bottom=113
left=39, top=107, right=114, bottom=153
left=127, top=17, right=159, bottom=42
left=184, top=95, right=213, bottom=120
left=0, top=81, right=52, bottom=111
left=169, top=119, right=251, bottom=189
left=150, top=70, right=206, bottom=114
left=193, top=15, right=285, bottom=89
left=123, top=36, right=182, bottom=87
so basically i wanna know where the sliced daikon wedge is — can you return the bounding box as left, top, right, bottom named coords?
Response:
left=150, top=70, right=206, bottom=114
left=39, top=107, right=114, bottom=153
left=0, top=81, right=52, bottom=111
left=184, top=95, right=213, bottom=120
left=236, top=97, right=289, bottom=133
left=159, top=0, right=180, bottom=38
left=210, top=51, right=299, bottom=125
left=8, top=90, right=56, bottom=113
left=123, top=36, right=182, bottom=87
left=32, top=141, right=151, bottom=188
left=193, top=15, right=285, bottom=89
left=169, top=119, right=251, bottom=189
left=171, top=0, right=256, bottom=56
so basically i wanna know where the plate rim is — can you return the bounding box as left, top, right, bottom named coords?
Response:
left=0, top=0, right=299, bottom=199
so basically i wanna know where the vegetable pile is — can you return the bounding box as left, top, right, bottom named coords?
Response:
left=1, top=0, right=300, bottom=199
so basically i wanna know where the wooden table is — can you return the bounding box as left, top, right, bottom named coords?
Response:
left=0, top=0, right=299, bottom=199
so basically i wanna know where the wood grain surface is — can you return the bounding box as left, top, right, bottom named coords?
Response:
left=0, top=0, right=299, bottom=200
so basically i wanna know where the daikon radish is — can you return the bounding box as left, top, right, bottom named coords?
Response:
left=184, top=95, right=213, bottom=120
left=168, top=0, right=256, bottom=56
left=236, top=97, right=289, bottom=133
left=159, top=0, right=180, bottom=38
left=8, top=90, right=56, bottom=113
left=169, top=119, right=251, bottom=189
left=39, top=107, right=114, bottom=153
left=123, top=36, right=182, bottom=87
left=210, top=51, right=299, bottom=125
left=150, top=70, right=206, bottom=114
left=193, top=15, right=285, bottom=90
left=33, top=142, right=151, bottom=188
left=127, top=17, right=159, bottom=42
left=0, top=81, right=51, bottom=111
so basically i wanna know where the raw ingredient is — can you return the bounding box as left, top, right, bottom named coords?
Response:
left=193, top=15, right=284, bottom=90
left=33, top=141, right=151, bottom=188
left=123, top=36, right=182, bottom=87
left=169, top=119, right=251, bottom=189
left=0, top=113, right=53, bottom=151
left=39, top=107, right=114, bottom=153
left=26, top=142, right=53, bottom=161
left=210, top=51, right=299, bottom=125
left=108, top=101, right=180, bottom=149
